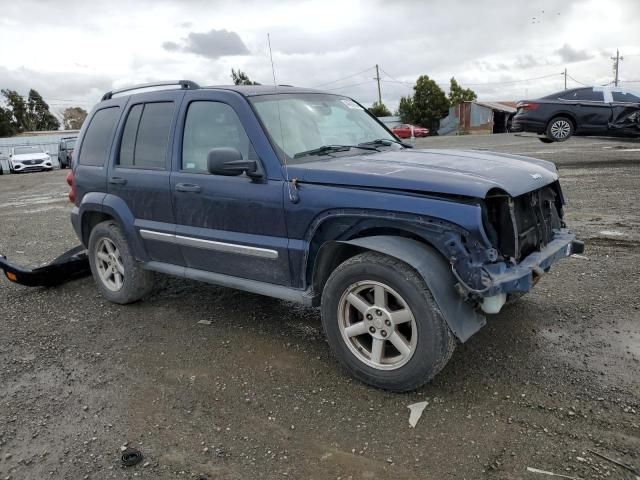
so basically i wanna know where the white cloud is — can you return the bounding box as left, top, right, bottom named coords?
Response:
left=0, top=0, right=638, bottom=113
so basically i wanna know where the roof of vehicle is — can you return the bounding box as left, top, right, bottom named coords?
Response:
left=202, top=85, right=328, bottom=96
left=101, top=80, right=333, bottom=102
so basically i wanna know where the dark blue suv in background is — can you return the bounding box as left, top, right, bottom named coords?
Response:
left=68, top=80, right=582, bottom=391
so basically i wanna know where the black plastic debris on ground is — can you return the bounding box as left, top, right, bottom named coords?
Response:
left=121, top=447, right=143, bottom=467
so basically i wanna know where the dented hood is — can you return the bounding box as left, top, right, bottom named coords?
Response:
left=287, top=149, right=559, bottom=198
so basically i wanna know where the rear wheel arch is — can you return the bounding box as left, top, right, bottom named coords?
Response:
left=81, top=211, right=114, bottom=246
left=548, top=112, right=577, bottom=129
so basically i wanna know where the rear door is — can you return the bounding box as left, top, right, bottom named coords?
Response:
left=560, top=88, right=611, bottom=133
left=170, top=90, right=290, bottom=286
left=106, top=90, right=185, bottom=265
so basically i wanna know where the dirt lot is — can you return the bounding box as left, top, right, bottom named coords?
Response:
left=0, top=134, right=638, bottom=480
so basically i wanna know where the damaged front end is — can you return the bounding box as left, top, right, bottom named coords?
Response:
left=609, top=103, right=640, bottom=135
left=450, top=182, right=583, bottom=314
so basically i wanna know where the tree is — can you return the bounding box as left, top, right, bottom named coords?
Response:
left=26, top=89, right=60, bottom=131
left=62, top=107, right=88, bottom=130
left=368, top=101, right=391, bottom=117
left=231, top=69, right=260, bottom=85
left=0, top=106, right=16, bottom=137
left=1, top=89, right=28, bottom=133
left=0, top=88, right=60, bottom=133
left=396, top=96, right=415, bottom=124
left=411, top=75, right=450, bottom=131
left=448, top=77, right=477, bottom=106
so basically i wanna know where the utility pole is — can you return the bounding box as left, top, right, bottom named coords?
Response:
left=374, top=64, right=382, bottom=105
left=564, top=68, right=567, bottom=90
left=611, top=49, right=624, bottom=86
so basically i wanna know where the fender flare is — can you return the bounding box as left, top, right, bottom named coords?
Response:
left=339, top=235, right=486, bottom=342
left=78, top=193, right=148, bottom=261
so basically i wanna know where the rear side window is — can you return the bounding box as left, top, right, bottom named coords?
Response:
left=612, top=91, right=640, bottom=103
left=561, top=88, right=604, bottom=102
left=78, top=107, right=120, bottom=166
left=118, top=102, right=173, bottom=169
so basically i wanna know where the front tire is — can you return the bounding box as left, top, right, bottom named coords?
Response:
left=88, top=221, right=153, bottom=304
left=546, top=116, right=574, bottom=142
left=321, top=251, right=455, bottom=392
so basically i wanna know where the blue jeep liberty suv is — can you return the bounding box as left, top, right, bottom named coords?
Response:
left=68, top=80, right=583, bottom=391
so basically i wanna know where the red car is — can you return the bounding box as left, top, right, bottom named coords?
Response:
left=392, top=124, right=429, bottom=138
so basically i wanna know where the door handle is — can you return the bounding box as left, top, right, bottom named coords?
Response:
left=109, top=177, right=127, bottom=185
left=175, top=183, right=202, bottom=193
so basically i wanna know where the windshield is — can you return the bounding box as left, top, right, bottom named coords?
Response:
left=250, top=93, right=397, bottom=163
left=65, top=139, right=76, bottom=148
left=14, top=146, right=43, bottom=155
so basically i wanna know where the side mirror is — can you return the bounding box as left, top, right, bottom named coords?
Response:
left=207, top=147, right=259, bottom=177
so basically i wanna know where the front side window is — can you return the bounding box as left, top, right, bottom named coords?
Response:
left=250, top=93, right=397, bottom=163
left=78, top=107, right=120, bottom=166
left=182, top=101, right=255, bottom=172
left=118, top=102, right=173, bottom=169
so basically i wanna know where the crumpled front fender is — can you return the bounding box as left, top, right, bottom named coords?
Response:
left=338, top=235, right=486, bottom=342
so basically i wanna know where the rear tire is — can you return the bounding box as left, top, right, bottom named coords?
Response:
left=88, top=221, right=153, bottom=304
left=321, top=251, right=455, bottom=392
left=545, top=116, right=574, bottom=142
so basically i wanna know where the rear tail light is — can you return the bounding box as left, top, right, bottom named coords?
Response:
left=66, top=170, right=77, bottom=204
left=518, top=102, right=540, bottom=111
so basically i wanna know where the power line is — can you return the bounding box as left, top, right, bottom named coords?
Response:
left=326, top=80, right=375, bottom=91
left=311, top=66, right=376, bottom=88
left=565, top=74, right=588, bottom=86
left=453, top=73, right=563, bottom=86
left=378, top=67, right=563, bottom=88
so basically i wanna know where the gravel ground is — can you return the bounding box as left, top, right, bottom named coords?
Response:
left=0, top=134, right=638, bottom=480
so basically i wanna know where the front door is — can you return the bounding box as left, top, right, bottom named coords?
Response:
left=170, top=92, right=290, bottom=286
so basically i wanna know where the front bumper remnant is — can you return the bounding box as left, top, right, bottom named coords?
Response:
left=482, top=229, right=583, bottom=297
left=0, top=245, right=90, bottom=287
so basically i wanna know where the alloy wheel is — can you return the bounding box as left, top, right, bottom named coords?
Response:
left=550, top=119, right=571, bottom=140
left=95, top=237, right=125, bottom=292
left=337, top=280, right=417, bottom=370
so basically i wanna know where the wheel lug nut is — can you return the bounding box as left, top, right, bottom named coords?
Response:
left=369, top=326, right=376, bottom=333
left=381, top=330, right=387, bottom=337
left=375, top=310, right=382, bottom=316
left=385, top=319, right=391, bottom=326
left=366, top=314, right=373, bottom=320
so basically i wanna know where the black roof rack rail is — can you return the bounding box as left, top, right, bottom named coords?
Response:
left=101, top=80, right=200, bottom=101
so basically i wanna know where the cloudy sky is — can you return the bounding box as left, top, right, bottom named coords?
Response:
left=1, top=0, right=639, bottom=117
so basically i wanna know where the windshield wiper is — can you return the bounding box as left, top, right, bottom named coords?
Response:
left=359, top=138, right=413, bottom=149
left=293, top=144, right=379, bottom=159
